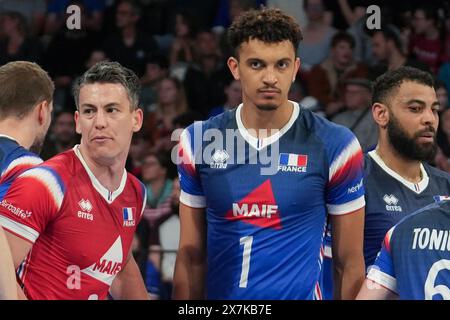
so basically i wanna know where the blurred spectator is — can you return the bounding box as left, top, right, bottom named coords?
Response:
left=436, top=79, right=449, bottom=113
left=174, top=0, right=219, bottom=32
left=44, top=0, right=105, bottom=34
left=44, top=2, right=101, bottom=110
left=438, top=62, right=450, bottom=95
left=84, top=49, right=108, bottom=69
left=140, top=53, right=169, bottom=114
left=331, top=78, right=377, bottom=151
left=0, top=11, right=44, bottom=65
left=437, top=108, right=450, bottom=158
left=267, top=0, right=307, bottom=28
left=369, top=25, right=430, bottom=80
left=139, top=151, right=179, bottom=299
left=208, top=78, right=241, bottom=118
left=172, top=110, right=203, bottom=130
left=297, top=0, right=337, bottom=72
left=158, top=176, right=180, bottom=299
left=337, top=0, right=372, bottom=63
left=434, top=147, right=450, bottom=173
left=288, top=80, right=321, bottom=114
left=40, top=111, right=79, bottom=160
left=212, top=0, right=258, bottom=34
left=183, top=29, right=229, bottom=117
left=168, top=10, right=198, bottom=69
left=308, top=31, right=368, bottom=118
left=144, top=77, right=188, bottom=152
left=102, top=0, right=159, bottom=77
left=136, top=0, right=173, bottom=36
left=127, top=131, right=151, bottom=178
left=213, top=0, right=257, bottom=61
left=409, top=5, right=446, bottom=74
left=0, top=0, right=46, bottom=36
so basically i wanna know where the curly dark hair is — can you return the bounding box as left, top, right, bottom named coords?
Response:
left=227, top=7, right=303, bottom=58
left=372, top=66, right=434, bottom=105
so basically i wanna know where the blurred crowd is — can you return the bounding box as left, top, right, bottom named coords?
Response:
left=1, top=0, right=450, bottom=299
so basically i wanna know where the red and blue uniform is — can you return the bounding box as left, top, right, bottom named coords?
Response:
left=0, top=146, right=146, bottom=300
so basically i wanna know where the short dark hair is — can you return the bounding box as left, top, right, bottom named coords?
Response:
left=0, top=61, right=54, bottom=120
left=372, top=66, right=434, bottom=105
left=72, top=61, right=140, bottom=110
left=331, top=31, right=355, bottom=49
left=373, top=25, right=403, bottom=52
left=228, top=7, right=303, bottom=58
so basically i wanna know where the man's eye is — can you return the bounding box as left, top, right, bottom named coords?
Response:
left=409, top=106, right=421, bottom=112
left=107, top=107, right=118, bottom=113
left=278, top=61, right=289, bottom=69
left=250, top=61, right=262, bottom=69
left=83, top=109, right=93, bottom=114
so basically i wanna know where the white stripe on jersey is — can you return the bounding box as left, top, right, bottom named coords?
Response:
left=0, top=215, right=39, bottom=243
left=180, top=190, right=206, bottom=208
left=20, top=167, right=64, bottom=210
left=1, top=156, right=42, bottom=178
left=327, top=195, right=365, bottom=215
left=367, top=268, right=398, bottom=293
left=329, top=138, right=361, bottom=182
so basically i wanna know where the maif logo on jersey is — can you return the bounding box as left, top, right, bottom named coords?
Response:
left=278, top=153, right=308, bottom=173
left=122, top=207, right=136, bottom=227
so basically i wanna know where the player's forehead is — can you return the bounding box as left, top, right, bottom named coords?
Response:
left=391, top=81, right=437, bottom=106
left=238, top=38, right=296, bottom=61
left=79, top=82, right=131, bottom=107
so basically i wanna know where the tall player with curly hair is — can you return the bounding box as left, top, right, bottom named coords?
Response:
left=173, top=7, right=365, bottom=300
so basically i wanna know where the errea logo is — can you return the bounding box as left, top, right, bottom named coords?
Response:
left=383, top=194, right=402, bottom=212
left=78, top=199, right=94, bottom=221
left=210, top=150, right=229, bottom=169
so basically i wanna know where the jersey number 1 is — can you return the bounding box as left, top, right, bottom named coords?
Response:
left=239, top=236, right=253, bottom=288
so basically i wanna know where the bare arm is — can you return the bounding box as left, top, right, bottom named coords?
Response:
left=331, top=207, right=365, bottom=300
left=0, top=227, right=17, bottom=299
left=172, top=203, right=207, bottom=299
left=110, top=251, right=149, bottom=300
left=338, top=0, right=366, bottom=26
left=3, top=231, right=33, bottom=300
left=356, top=279, right=398, bottom=300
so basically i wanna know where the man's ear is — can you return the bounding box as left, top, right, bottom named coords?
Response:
left=74, top=110, right=82, bottom=134
left=36, top=100, right=50, bottom=125
left=372, top=102, right=389, bottom=128
left=227, top=57, right=240, bottom=81
left=132, top=107, right=143, bottom=132
left=293, top=57, right=301, bottom=81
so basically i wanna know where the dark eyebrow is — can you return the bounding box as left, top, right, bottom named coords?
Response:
left=245, top=57, right=293, bottom=63
left=405, top=99, right=426, bottom=106
left=80, top=103, right=120, bottom=109
left=405, top=99, right=440, bottom=108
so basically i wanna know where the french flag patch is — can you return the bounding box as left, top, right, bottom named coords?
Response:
left=123, top=207, right=136, bottom=227
left=278, top=153, right=308, bottom=173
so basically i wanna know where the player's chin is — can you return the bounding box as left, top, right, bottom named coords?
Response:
left=255, top=99, right=280, bottom=111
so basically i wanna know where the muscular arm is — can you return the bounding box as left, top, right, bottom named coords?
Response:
left=172, top=203, right=207, bottom=299
left=356, top=279, right=398, bottom=300
left=0, top=227, right=17, bottom=299
left=330, top=207, right=366, bottom=300
left=110, top=251, right=149, bottom=300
